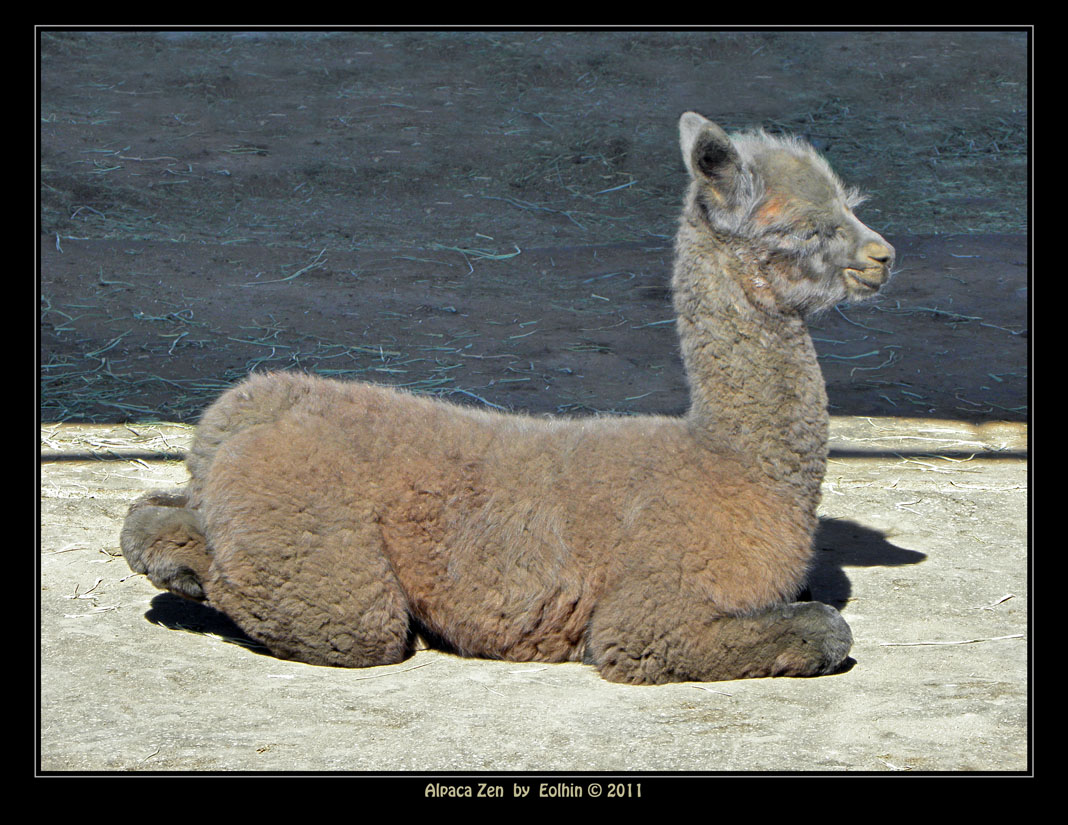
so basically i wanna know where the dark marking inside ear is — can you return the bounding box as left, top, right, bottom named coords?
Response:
left=696, top=136, right=735, bottom=182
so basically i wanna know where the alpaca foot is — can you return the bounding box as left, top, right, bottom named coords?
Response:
left=588, top=596, right=853, bottom=685
left=759, top=601, right=853, bottom=678
left=120, top=491, right=211, bottom=601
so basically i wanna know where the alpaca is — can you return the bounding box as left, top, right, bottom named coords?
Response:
left=121, top=112, right=895, bottom=684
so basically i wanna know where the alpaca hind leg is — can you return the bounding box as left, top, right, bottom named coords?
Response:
left=203, top=509, right=412, bottom=670
left=120, top=490, right=211, bottom=602
left=587, top=592, right=852, bottom=685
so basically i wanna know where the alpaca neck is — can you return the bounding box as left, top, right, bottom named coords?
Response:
left=673, top=224, right=829, bottom=509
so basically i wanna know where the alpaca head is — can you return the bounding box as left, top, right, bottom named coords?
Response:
left=679, top=111, right=895, bottom=315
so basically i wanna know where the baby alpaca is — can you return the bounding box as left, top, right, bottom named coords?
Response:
left=122, top=112, right=894, bottom=684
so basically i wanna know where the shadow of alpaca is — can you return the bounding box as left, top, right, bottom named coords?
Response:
left=143, top=516, right=924, bottom=664
left=145, top=594, right=273, bottom=658
left=144, top=593, right=457, bottom=661
left=803, top=516, right=926, bottom=608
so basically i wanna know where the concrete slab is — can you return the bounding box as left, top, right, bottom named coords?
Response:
left=38, top=416, right=1028, bottom=773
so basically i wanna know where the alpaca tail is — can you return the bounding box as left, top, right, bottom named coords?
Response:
left=120, top=490, right=212, bottom=602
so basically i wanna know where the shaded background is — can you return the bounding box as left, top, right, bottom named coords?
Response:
left=39, top=30, right=1028, bottom=425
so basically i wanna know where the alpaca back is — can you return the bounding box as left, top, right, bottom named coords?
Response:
left=189, top=372, right=812, bottom=661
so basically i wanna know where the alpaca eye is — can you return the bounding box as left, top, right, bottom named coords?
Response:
left=806, top=226, right=844, bottom=241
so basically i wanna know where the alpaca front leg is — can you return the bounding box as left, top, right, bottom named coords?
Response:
left=587, top=594, right=853, bottom=685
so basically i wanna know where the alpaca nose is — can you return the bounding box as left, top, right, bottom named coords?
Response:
left=864, top=239, right=895, bottom=270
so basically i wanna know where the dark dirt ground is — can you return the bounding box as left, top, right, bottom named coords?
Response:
left=40, top=30, right=1027, bottom=425
left=38, top=29, right=1030, bottom=775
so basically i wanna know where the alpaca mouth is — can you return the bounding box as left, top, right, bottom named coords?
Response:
left=843, top=267, right=887, bottom=293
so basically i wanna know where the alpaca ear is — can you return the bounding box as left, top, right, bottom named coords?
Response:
left=679, top=112, right=742, bottom=192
